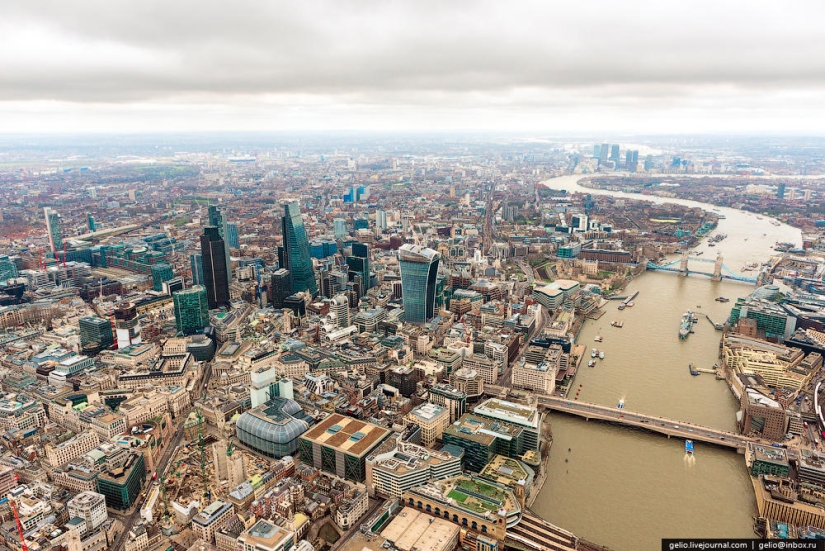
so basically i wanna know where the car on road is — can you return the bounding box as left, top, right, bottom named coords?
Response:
left=673, top=425, right=679, bottom=428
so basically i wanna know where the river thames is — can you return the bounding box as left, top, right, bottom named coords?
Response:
left=530, top=175, right=802, bottom=550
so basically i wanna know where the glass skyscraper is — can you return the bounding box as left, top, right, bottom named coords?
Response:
left=347, top=242, right=370, bottom=293
left=281, top=203, right=318, bottom=296
left=200, top=226, right=230, bottom=309
left=173, top=286, right=209, bottom=335
left=398, top=244, right=441, bottom=324
left=43, top=207, right=63, bottom=256
left=208, top=205, right=232, bottom=281
left=226, top=222, right=240, bottom=249
left=333, top=218, right=347, bottom=239
left=190, top=253, right=204, bottom=286
left=79, top=316, right=115, bottom=350
left=151, top=263, right=174, bottom=291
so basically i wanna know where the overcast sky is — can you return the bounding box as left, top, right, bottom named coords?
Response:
left=2, top=1, right=824, bottom=134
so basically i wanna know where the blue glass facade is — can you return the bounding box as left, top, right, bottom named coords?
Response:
left=282, top=203, right=318, bottom=296
left=190, top=253, right=204, bottom=286
left=399, top=244, right=441, bottom=324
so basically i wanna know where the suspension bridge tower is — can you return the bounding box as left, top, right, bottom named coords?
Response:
left=678, top=250, right=689, bottom=277
left=712, top=253, right=723, bottom=282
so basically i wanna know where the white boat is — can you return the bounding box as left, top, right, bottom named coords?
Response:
left=617, top=398, right=624, bottom=409
left=591, top=348, right=597, bottom=358
left=594, top=335, right=603, bottom=342
left=626, top=301, right=634, bottom=307
left=588, top=360, right=596, bottom=368
left=599, top=351, right=605, bottom=360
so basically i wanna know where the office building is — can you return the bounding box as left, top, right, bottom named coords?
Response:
left=512, top=361, right=557, bottom=395
left=428, top=383, right=467, bottom=423
left=43, top=207, right=63, bottom=257
left=226, top=222, right=240, bottom=249
left=87, top=213, right=96, bottom=232
left=237, top=519, right=296, bottom=551
left=281, top=203, right=318, bottom=296
left=609, top=144, right=620, bottom=163
left=593, top=144, right=601, bottom=158
left=348, top=242, right=371, bottom=292
left=190, top=253, right=205, bottom=286
left=298, top=413, right=393, bottom=482
left=192, top=500, right=235, bottom=544
left=329, top=294, right=350, bottom=328
left=79, top=316, right=115, bottom=351
left=398, top=244, right=441, bottom=324
left=96, top=452, right=145, bottom=510
left=376, top=209, right=387, bottom=230
left=334, top=218, right=347, bottom=239
left=173, top=286, right=210, bottom=335
left=208, top=205, right=233, bottom=282
left=442, top=413, right=535, bottom=472
left=235, top=397, right=314, bottom=458
left=114, top=303, right=141, bottom=349
left=151, top=263, right=174, bottom=292
left=407, top=402, right=450, bottom=447
left=270, top=268, right=292, bottom=309
left=367, top=438, right=463, bottom=498
left=201, top=226, right=230, bottom=309
left=599, top=143, right=609, bottom=162
left=67, top=491, right=108, bottom=531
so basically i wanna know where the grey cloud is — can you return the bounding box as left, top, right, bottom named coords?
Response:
left=3, top=0, right=825, bottom=103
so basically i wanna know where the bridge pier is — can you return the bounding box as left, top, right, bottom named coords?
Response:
left=678, top=250, right=689, bottom=277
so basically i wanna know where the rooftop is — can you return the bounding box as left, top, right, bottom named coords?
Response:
left=301, top=413, right=391, bottom=457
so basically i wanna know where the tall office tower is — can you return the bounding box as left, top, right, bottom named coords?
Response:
left=348, top=242, right=371, bottom=293
left=79, top=316, right=115, bottom=351
left=200, top=226, right=230, bottom=309
left=334, top=218, right=347, bottom=239
left=190, top=253, right=204, bottom=286
left=610, top=144, right=620, bottom=163
left=330, top=294, right=351, bottom=328
left=319, top=269, right=333, bottom=298
left=398, top=244, right=441, bottom=325
left=207, top=205, right=232, bottom=282
left=776, top=183, right=786, bottom=199
left=644, top=155, right=654, bottom=171
left=173, top=286, right=209, bottom=335
left=593, top=144, right=601, bottom=158
left=226, top=222, right=240, bottom=249
left=43, top=207, right=63, bottom=256
left=281, top=203, right=318, bottom=296
left=114, top=303, right=141, bottom=349
left=87, top=213, right=96, bottom=232
left=599, top=143, right=609, bottom=162
left=375, top=210, right=387, bottom=230
left=151, top=263, right=174, bottom=292
left=270, top=268, right=292, bottom=309
left=805, top=189, right=812, bottom=201
left=88, top=187, right=97, bottom=199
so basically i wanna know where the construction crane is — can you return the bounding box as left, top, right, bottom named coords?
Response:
left=226, top=442, right=234, bottom=456
left=159, top=459, right=182, bottom=519
left=10, top=500, right=28, bottom=551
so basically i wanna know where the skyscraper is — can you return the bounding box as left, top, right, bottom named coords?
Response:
left=43, top=207, right=63, bottom=256
left=348, top=242, right=371, bottom=293
left=226, top=222, right=240, bottom=249
left=329, top=294, right=350, bottom=328
left=334, top=218, right=347, bottom=239
left=151, top=263, right=174, bottom=292
left=777, top=183, right=786, bottom=199
left=173, top=286, right=210, bottom=335
left=375, top=210, right=387, bottom=230
left=270, top=268, right=292, bottom=309
left=281, top=203, right=318, bottom=296
left=398, top=244, right=441, bottom=325
left=208, top=205, right=233, bottom=282
left=201, top=226, right=230, bottom=309
left=599, top=143, right=609, bottom=162
left=87, top=213, right=96, bottom=232
left=610, top=144, right=620, bottom=163
left=79, top=316, right=115, bottom=351
left=593, top=144, right=601, bottom=158
left=190, top=253, right=204, bottom=286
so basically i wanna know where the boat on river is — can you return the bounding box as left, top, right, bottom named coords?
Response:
left=617, top=398, right=624, bottom=409
left=679, top=311, right=693, bottom=340
left=611, top=321, right=624, bottom=328
left=588, top=360, right=596, bottom=368
left=594, top=335, right=603, bottom=342
left=599, top=351, right=605, bottom=360
left=716, top=296, right=729, bottom=302
left=591, top=349, right=597, bottom=358
left=686, top=440, right=694, bottom=455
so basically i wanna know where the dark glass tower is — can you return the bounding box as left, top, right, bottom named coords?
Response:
left=348, top=242, right=371, bottom=293
left=200, top=226, right=230, bottom=309
left=208, top=205, right=232, bottom=281
left=281, top=203, right=318, bottom=296
left=398, top=244, right=441, bottom=324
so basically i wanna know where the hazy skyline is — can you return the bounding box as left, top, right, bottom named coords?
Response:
left=3, top=1, right=825, bottom=134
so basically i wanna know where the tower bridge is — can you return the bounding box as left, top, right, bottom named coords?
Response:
left=646, top=251, right=758, bottom=283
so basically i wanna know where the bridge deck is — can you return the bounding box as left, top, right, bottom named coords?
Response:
left=536, top=395, right=753, bottom=450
